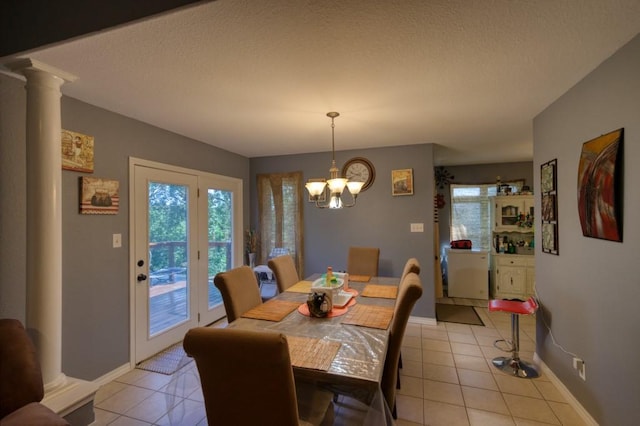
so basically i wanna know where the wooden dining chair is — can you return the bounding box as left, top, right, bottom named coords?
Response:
left=381, top=271, right=423, bottom=418
left=347, top=246, right=380, bottom=276
left=268, top=254, right=300, bottom=293
left=213, top=265, right=262, bottom=323
left=183, top=327, right=334, bottom=426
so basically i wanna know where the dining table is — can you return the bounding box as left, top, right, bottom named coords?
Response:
left=226, top=272, right=399, bottom=425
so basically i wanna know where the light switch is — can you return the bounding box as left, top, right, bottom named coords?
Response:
left=410, top=223, right=424, bottom=232
left=113, top=233, right=122, bottom=248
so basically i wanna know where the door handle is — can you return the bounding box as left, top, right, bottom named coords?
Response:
left=137, top=273, right=148, bottom=282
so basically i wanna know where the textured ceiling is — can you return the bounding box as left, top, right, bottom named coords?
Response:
left=10, top=0, right=640, bottom=165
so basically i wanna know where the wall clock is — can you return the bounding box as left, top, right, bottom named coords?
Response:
left=342, top=157, right=375, bottom=192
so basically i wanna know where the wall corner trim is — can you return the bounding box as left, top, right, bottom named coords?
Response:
left=533, top=353, right=598, bottom=426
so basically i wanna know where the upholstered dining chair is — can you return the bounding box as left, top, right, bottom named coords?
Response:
left=399, top=257, right=421, bottom=284
left=396, top=257, right=421, bottom=387
left=213, top=265, right=262, bottom=323
left=381, top=271, right=423, bottom=418
left=347, top=246, right=380, bottom=277
left=0, top=319, right=70, bottom=426
left=268, top=254, right=300, bottom=293
left=183, top=327, right=334, bottom=426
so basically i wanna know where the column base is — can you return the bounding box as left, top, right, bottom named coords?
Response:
left=42, top=376, right=100, bottom=418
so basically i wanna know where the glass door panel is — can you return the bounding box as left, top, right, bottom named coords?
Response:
left=198, top=180, right=238, bottom=325
left=134, top=165, right=198, bottom=363
left=148, top=181, right=190, bottom=335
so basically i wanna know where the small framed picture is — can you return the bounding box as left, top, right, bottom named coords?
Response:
left=542, top=223, right=558, bottom=255
left=540, top=160, right=556, bottom=193
left=541, top=194, right=556, bottom=221
left=391, top=168, right=413, bottom=196
left=62, top=129, right=94, bottom=173
left=79, top=177, right=120, bottom=215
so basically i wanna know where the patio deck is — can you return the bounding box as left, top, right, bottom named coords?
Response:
left=149, top=282, right=222, bottom=335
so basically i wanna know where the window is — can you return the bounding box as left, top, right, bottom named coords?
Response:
left=450, top=181, right=522, bottom=251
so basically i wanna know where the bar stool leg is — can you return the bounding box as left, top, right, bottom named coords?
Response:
left=492, top=313, right=539, bottom=378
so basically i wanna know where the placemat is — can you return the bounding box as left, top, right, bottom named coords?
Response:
left=287, top=336, right=341, bottom=371
left=340, top=304, right=394, bottom=330
left=349, top=274, right=371, bottom=282
left=285, top=280, right=313, bottom=293
left=361, top=284, right=398, bottom=299
left=241, top=300, right=300, bottom=321
left=297, top=297, right=356, bottom=318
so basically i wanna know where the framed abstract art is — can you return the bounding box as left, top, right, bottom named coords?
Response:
left=577, top=128, right=623, bottom=242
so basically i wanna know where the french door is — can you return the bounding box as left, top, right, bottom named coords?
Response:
left=131, top=158, right=242, bottom=363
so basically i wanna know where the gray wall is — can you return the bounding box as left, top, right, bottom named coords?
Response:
left=0, top=72, right=250, bottom=380
left=436, top=162, right=533, bottom=280
left=533, top=34, right=640, bottom=425
left=251, top=144, right=436, bottom=319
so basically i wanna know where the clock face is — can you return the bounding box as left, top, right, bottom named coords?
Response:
left=342, top=157, right=375, bottom=191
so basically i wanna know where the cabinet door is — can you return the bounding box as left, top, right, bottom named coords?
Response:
left=496, top=266, right=526, bottom=298
left=526, top=265, right=535, bottom=296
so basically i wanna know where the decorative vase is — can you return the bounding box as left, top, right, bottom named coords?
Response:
left=248, top=252, right=256, bottom=269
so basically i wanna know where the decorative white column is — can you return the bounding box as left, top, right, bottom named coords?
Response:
left=6, top=58, right=77, bottom=389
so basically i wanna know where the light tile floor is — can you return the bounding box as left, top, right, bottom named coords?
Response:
left=93, top=297, right=587, bottom=425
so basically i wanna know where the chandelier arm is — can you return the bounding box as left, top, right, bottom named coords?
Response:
left=339, top=193, right=358, bottom=208
left=314, top=197, right=331, bottom=209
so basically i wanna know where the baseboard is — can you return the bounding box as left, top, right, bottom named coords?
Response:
left=92, top=363, right=132, bottom=388
left=533, top=353, right=598, bottom=426
left=409, top=315, right=437, bottom=326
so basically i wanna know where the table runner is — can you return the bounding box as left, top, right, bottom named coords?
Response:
left=240, top=300, right=300, bottom=322
left=340, top=304, right=394, bottom=330
left=361, top=284, right=398, bottom=299
left=287, top=336, right=341, bottom=371
left=285, top=280, right=313, bottom=293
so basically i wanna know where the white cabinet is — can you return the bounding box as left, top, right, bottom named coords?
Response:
left=492, top=195, right=534, bottom=233
left=491, top=254, right=535, bottom=300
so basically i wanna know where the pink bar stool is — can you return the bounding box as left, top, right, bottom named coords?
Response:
left=488, top=296, right=539, bottom=378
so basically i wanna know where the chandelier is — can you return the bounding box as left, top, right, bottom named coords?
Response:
left=305, top=112, right=364, bottom=209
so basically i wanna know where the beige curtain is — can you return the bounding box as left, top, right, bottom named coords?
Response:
left=257, top=172, right=304, bottom=277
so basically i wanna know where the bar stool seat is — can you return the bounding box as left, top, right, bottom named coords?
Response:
left=488, top=296, right=539, bottom=379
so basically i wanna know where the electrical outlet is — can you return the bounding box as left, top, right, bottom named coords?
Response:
left=573, top=357, right=586, bottom=381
